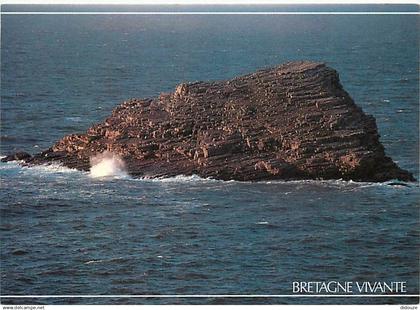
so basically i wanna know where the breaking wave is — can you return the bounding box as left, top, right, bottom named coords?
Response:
left=89, top=151, right=128, bottom=178
left=1, top=155, right=416, bottom=189
left=0, top=157, right=81, bottom=175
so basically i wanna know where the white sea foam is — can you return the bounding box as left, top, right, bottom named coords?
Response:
left=28, top=163, right=81, bottom=174
left=147, top=174, right=222, bottom=183
left=256, top=221, right=269, bottom=225
left=1, top=154, right=416, bottom=188
left=262, top=178, right=381, bottom=187
left=84, top=256, right=126, bottom=265
left=0, top=158, right=81, bottom=175
left=134, top=174, right=404, bottom=189
left=89, top=151, right=128, bottom=178
left=84, top=259, right=105, bottom=265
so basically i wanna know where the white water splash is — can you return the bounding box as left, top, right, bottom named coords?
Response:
left=149, top=174, right=222, bottom=183
left=89, top=151, right=127, bottom=178
left=1, top=154, right=415, bottom=188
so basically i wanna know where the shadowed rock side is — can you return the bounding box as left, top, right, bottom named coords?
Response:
left=2, top=61, right=415, bottom=182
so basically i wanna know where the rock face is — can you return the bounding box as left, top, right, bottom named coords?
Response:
left=2, top=61, right=415, bottom=182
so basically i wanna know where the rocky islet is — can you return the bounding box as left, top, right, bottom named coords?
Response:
left=2, top=61, right=415, bottom=182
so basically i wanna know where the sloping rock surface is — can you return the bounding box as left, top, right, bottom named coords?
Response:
left=3, top=61, right=415, bottom=182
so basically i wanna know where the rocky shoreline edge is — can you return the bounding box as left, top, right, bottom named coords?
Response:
left=2, top=61, right=415, bottom=182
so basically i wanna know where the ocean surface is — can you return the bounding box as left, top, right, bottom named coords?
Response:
left=1, top=5, right=419, bottom=305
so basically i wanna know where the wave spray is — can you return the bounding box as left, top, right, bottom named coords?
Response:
left=89, top=151, right=127, bottom=178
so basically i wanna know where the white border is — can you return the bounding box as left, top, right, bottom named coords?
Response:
left=0, top=0, right=419, bottom=4
left=1, top=294, right=420, bottom=298
left=1, top=11, right=419, bottom=14
left=0, top=3, right=419, bottom=301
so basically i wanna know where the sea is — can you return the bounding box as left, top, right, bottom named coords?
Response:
left=0, top=4, right=419, bottom=305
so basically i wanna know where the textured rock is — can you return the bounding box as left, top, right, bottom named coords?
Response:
left=1, top=151, right=31, bottom=162
left=2, top=61, right=415, bottom=182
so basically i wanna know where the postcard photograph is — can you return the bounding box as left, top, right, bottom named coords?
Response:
left=0, top=1, right=419, bottom=307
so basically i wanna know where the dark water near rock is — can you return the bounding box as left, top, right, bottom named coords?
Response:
left=1, top=5, right=419, bottom=305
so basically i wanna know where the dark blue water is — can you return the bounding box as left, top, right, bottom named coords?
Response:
left=1, top=5, right=419, bottom=305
